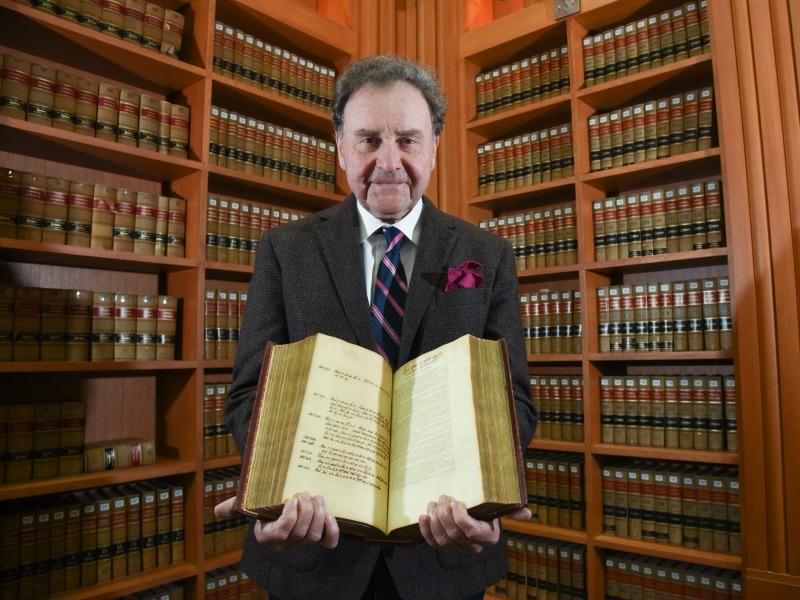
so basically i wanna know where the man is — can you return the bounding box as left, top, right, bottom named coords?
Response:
left=219, top=55, right=537, bottom=600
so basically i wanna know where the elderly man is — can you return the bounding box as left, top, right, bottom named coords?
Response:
left=218, top=55, right=537, bottom=600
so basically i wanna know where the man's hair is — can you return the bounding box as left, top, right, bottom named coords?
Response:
left=332, top=54, right=447, bottom=137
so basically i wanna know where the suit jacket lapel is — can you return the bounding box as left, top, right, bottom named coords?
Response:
left=398, top=198, right=457, bottom=365
left=314, top=195, right=375, bottom=349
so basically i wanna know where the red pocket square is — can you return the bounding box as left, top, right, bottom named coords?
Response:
left=444, top=260, right=483, bottom=292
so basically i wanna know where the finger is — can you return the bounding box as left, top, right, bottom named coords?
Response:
left=510, top=507, right=532, bottom=521
left=451, top=501, right=494, bottom=544
left=214, top=496, right=237, bottom=518
left=321, top=513, right=340, bottom=549
left=305, top=495, right=326, bottom=544
left=254, top=497, right=297, bottom=546
left=436, top=497, right=468, bottom=546
left=427, top=501, right=450, bottom=548
left=287, top=492, right=315, bottom=545
left=419, top=513, right=437, bottom=547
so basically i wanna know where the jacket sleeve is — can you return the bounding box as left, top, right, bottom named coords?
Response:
left=485, top=242, right=538, bottom=447
left=225, top=234, right=290, bottom=455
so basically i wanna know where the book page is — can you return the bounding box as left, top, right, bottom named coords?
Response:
left=281, top=334, right=394, bottom=533
left=386, top=335, right=483, bottom=532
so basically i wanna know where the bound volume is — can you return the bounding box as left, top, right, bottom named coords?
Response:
left=236, top=333, right=527, bottom=540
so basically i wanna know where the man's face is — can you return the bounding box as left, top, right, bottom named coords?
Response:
left=336, top=81, right=440, bottom=222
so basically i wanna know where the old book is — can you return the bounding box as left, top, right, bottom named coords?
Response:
left=0, top=287, right=12, bottom=362
left=6, top=404, right=35, bottom=482
left=156, top=295, right=177, bottom=360
left=203, top=384, right=216, bottom=457
left=91, top=291, right=114, bottom=361
left=154, top=195, right=169, bottom=256
left=66, top=180, right=93, bottom=247
left=39, top=287, right=67, bottom=363
left=66, top=289, right=92, bottom=361
left=167, top=483, right=185, bottom=562
left=166, top=196, right=186, bottom=257
left=110, top=188, right=136, bottom=252
left=113, top=293, right=136, bottom=360
left=17, top=172, right=46, bottom=242
left=204, top=290, right=217, bottom=360
left=58, top=401, right=85, bottom=475
left=135, top=294, right=157, bottom=360
left=168, top=104, right=190, bottom=157
left=13, top=287, right=42, bottom=362
left=95, top=82, right=120, bottom=141
left=26, top=63, right=55, bottom=127
left=161, top=9, right=184, bottom=58
left=0, top=53, right=31, bottom=120
left=90, top=184, right=115, bottom=250
left=52, top=70, right=77, bottom=132
left=237, top=333, right=526, bottom=540
left=0, top=168, right=20, bottom=240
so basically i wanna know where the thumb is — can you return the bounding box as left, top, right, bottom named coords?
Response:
left=214, top=496, right=238, bottom=518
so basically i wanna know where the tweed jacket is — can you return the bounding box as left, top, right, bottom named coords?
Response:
left=226, top=195, right=537, bottom=600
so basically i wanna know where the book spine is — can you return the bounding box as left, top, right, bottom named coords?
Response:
left=113, top=293, right=136, bottom=360
left=58, top=401, right=85, bottom=475
left=112, top=189, right=136, bottom=253
left=26, top=63, right=55, bottom=127
left=0, top=53, right=31, bottom=119
left=91, top=291, right=114, bottom=361
left=166, top=196, right=186, bottom=257
left=156, top=295, right=177, bottom=360
left=90, top=184, right=115, bottom=250
left=153, top=195, right=169, bottom=256
left=40, top=287, right=67, bottom=363
left=109, top=493, right=127, bottom=577
left=135, top=294, right=157, bottom=360
left=52, top=70, right=77, bottom=132
left=66, top=289, right=92, bottom=361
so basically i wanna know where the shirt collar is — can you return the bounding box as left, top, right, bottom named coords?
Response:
left=356, top=197, right=424, bottom=246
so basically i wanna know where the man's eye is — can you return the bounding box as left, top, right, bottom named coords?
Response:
left=361, top=137, right=378, bottom=145
left=400, top=138, right=416, bottom=145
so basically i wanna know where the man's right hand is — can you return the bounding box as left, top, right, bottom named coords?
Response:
left=214, top=491, right=339, bottom=549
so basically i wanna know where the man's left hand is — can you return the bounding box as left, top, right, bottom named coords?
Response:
left=419, top=495, right=532, bottom=554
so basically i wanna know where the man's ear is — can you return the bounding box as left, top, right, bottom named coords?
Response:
left=432, top=135, right=440, bottom=169
left=335, top=132, right=346, bottom=170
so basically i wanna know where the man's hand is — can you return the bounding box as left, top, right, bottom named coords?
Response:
left=419, top=495, right=532, bottom=554
left=214, top=491, right=339, bottom=550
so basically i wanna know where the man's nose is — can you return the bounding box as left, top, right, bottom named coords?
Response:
left=375, top=141, right=401, bottom=172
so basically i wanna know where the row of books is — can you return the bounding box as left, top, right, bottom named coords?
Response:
left=602, top=462, right=740, bottom=554
left=0, top=52, right=190, bottom=157
left=24, top=0, right=185, bottom=59
left=475, top=44, right=569, bottom=118
left=0, top=477, right=184, bottom=598
left=524, top=452, right=585, bottom=530
left=597, top=277, right=732, bottom=353
left=204, top=289, right=247, bottom=361
left=604, top=552, right=741, bottom=600
left=123, top=582, right=184, bottom=600
left=0, top=287, right=178, bottom=362
left=0, top=167, right=186, bottom=256
left=588, top=87, right=714, bottom=172
left=519, top=290, right=583, bottom=355
left=203, top=468, right=247, bottom=557
left=497, top=536, right=586, bottom=600
left=205, top=195, right=310, bottom=266
left=1, top=401, right=84, bottom=484
left=213, top=20, right=335, bottom=112
left=480, top=203, right=578, bottom=271
left=209, top=105, right=336, bottom=193
left=206, top=565, right=267, bottom=600
left=203, top=383, right=236, bottom=459
left=477, top=123, right=574, bottom=195
left=582, top=1, right=710, bottom=88
left=593, top=179, right=723, bottom=261
left=600, top=374, right=737, bottom=452
left=530, top=375, right=584, bottom=442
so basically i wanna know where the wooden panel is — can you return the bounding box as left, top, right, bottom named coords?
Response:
left=746, top=570, right=800, bottom=599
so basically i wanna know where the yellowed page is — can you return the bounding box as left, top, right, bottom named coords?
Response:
left=281, top=334, right=393, bottom=532
left=386, top=335, right=484, bottom=532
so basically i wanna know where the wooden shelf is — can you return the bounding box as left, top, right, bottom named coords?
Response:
left=517, top=264, right=579, bottom=282
left=460, top=2, right=557, bottom=62
left=204, top=547, right=244, bottom=572
left=468, top=178, right=575, bottom=210
left=0, top=238, right=199, bottom=273
left=217, top=0, right=354, bottom=61
left=203, top=360, right=234, bottom=370
left=467, top=94, right=571, bottom=139
left=51, top=562, right=198, bottom=600
left=587, top=247, right=729, bottom=274
left=581, top=149, right=722, bottom=192
left=0, top=0, right=205, bottom=92
left=589, top=351, right=733, bottom=363
left=592, top=535, right=743, bottom=570
left=211, top=73, right=333, bottom=136
left=501, top=519, right=588, bottom=544
left=591, top=444, right=738, bottom=465
left=0, top=116, right=202, bottom=181
left=527, top=354, right=582, bottom=363
left=0, top=360, right=197, bottom=374
left=203, top=455, right=242, bottom=470
left=529, top=439, right=585, bottom=453
left=0, top=458, right=196, bottom=502
left=577, top=54, right=714, bottom=110
left=205, top=261, right=254, bottom=282
left=208, top=165, right=342, bottom=210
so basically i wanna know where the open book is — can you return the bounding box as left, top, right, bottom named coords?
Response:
left=235, top=333, right=526, bottom=540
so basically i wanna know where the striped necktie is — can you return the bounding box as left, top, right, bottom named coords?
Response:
left=371, top=226, right=408, bottom=368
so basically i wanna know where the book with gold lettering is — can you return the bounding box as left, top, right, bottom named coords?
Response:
left=236, top=333, right=527, bottom=541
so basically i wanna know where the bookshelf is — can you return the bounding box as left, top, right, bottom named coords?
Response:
left=0, top=0, right=351, bottom=598
left=455, top=1, right=746, bottom=598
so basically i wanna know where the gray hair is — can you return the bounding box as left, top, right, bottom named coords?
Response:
left=332, top=55, right=448, bottom=137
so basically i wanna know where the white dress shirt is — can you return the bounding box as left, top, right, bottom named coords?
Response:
left=356, top=198, right=424, bottom=305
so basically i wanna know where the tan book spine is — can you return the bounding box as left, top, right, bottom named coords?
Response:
left=208, top=105, right=220, bottom=166
left=203, top=384, right=216, bottom=456
left=40, top=287, right=67, bottom=362
left=47, top=506, right=66, bottom=594
left=113, top=293, right=136, bottom=360
left=13, top=287, right=41, bottom=362
left=141, top=3, right=164, bottom=51
left=161, top=9, right=184, bottom=58
left=0, top=168, right=20, bottom=240
left=156, top=99, right=171, bottom=154
left=166, top=196, right=186, bottom=257
left=88, top=492, right=111, bottom=583
left=229, top=290, right=239, bottom=360
left=238, top=203, right=251, bottom=264
left=91, top=291, right=114, bottom=361
left=216, top=198, right=230, bottom=263
left=156, top=295, right=177, bottom=360
left=136, top=485, right=157, bottom=569
left=107, top=492, right=127, bottom=577
left=52, top=70, right=77, bottom=132
left=0, top=287, right=12, bottom=362
left=77, top=494, right=98, bottom=586
left=206, top=196, right=218, bottom=261
left=169, top=103, right=190, bottom=157
left=122, top=0, right=146, bottom=44
left=137, top=93, right=160, bottom=152
left=113, top=188, right=136, bottom=252
left=66, top=289, right=92, bottom=361
left=26, top=63, right=55, bottom=127
left=31, top=402, right=60, bottom=481
left=214, top=290, right=229, bottom=359
left=58, top=401, right=85, bottom=475
left=90, top=184, right=115, bottom=250
left=153, top=484, right=172, bottom=565
left=99, top=0, right=125, bottom=37
left=121, top=488, right=141, bottom=574
left=672, top=5, right=689, bottom=61
left=154, top=194, right=170, bottom=256
left=41, top=176, right=68, bottom=245
left=17, top=172, right=46, bottom=242
left=15, top=510, right=35, bottom=598
left=0, top=53, right=31, bottom=119
left=227, top=200, right=241, bottom=264
left=204, top=289, right=216, bottom=360
left=718, top=275, right=733, bottom=350
left=95, top=82, right=120, bottom=141
left=169, top=484, right=185, bottom=562
left=698, top=86, right=714, bottom=149
left=5, top=404, right=34, bottom=482
left=134, top=294, right=156, bottom=360
left=73, top=76, right=98, bottom=136
left=249, top=205, right=261, bottom=263
left=61, top=503, right=81, bottom=590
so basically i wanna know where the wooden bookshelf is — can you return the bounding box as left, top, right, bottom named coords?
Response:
left=54, top=563, right=198, bottom=600
left=502, top=520, right=588, bottom=544
left=592, top=535, right=742, bottom=570
left=529, top=439, right=585, bottom=453
left=204, top=548, right=244, bottom=572
left=590, top=444, right=738, bottom=465
left=467, top=177, right=575, bottom=209
left=466, top=93, right=571, bottom=138
left=0, top=360, right=198, bottom=373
